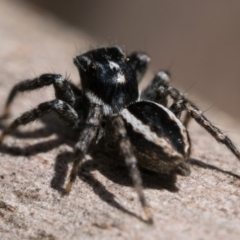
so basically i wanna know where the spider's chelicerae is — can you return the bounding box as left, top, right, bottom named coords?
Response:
left=1, top=46, right=240, bottom=224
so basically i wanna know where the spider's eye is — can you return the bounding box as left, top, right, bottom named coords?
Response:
left=91, top=63, right=97, bottom=70
left=74, top=55, right=92, bottom=72
left=108, top=61, right=120, bottom=73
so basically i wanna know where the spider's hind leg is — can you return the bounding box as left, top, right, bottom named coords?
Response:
left=2, top=74, right=81, bottom=118
left=165, top=86, right=240, bottom=160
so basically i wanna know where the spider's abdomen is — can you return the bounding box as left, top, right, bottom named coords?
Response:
left=120, top=101, right=191, bottom=174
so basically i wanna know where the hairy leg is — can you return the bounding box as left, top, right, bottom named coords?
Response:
left=0, top=99, right=79, bottom=142
left=65, top=104, right=102, bottom=193
left=2, top=74, right=80, bottom=117
left=141, top=70, right=170, bottom=106
left=68, top=81, right=82, bottom=98
left=169, top=101, right=191, bottom=127
left=159, top=86, right=240, bottom=160
left=110, top=115, right=153, bottom=224
left=142, top=71, right=191, bottom=126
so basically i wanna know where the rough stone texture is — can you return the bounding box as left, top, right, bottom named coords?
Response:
left=1, top=1, right=240, bottom=240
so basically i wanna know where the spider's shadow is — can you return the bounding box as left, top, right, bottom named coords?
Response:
left=190, top=158, right=240, bottom=180
left=51, top=145, right=179, bottom=223
left=1, top=116, right=240, bottom=222
left=0, top=115, right=78, bottom=156
left=0, top=115, right=158, bottom=222
left=50, top=140, right=240, bottom=223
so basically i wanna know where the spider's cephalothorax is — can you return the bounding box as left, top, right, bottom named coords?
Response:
left=1, top=46, right=240, bottom=224
left=74, top=47, right=139, bottom=114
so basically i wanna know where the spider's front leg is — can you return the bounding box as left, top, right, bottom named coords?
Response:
left=2, top=73, right=81, bottom=118
left=65, top=104, right=102, bottom=193
left=109, top=115, right=153, bottom=224
left=0, top=99, right=79, bottom=142
left=162, top=86, right=240, bottom=160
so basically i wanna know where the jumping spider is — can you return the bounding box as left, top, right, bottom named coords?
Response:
left=1, top=46, right=240, bottom=224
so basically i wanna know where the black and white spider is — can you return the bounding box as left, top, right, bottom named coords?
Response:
left=1, top=46, right=240, bottom=224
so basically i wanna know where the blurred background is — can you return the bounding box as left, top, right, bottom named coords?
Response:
left=4, top=0, right=240, bottom=119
